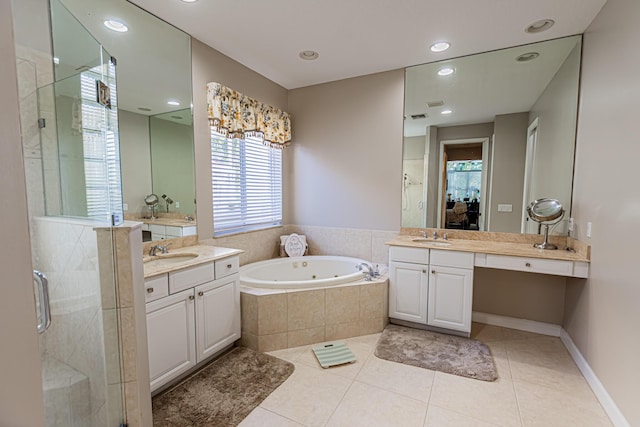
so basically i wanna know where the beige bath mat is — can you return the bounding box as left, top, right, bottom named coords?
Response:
left=375, top=324, right=497, bottom=381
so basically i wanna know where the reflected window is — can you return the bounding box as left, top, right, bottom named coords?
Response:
left=446, top=161, right=482, bottom=202
left=211, top=132, right=282, bottom=236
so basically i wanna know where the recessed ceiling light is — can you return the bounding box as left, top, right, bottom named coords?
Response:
left=167, top=100, right=180, bottom=106
left=299, top=50, right=319, bottom=60
left=516, top=52, right=540, bottom=62
left=438, top=67, right=455, bottom=76
left=430, top=41, right=451, bottom=53
left=181, top=0, right=198, bottom=2
left=525, top=19, right=555, bottom=34
left=104, top=19, right=128, bottom=33
left=138, top=107, right=152, bottom=112
left=441, top=109, right=453, bottom=115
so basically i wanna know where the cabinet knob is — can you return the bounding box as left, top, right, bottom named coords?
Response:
left=422, top=269, right=427, bottom=273
left=189, top=295, right=195, bottom=300
left=198, top=291, right=204, bottom=297
left=525, top=262, right=531, bottom=267
left=227, top=264, right=232, bottom=269
left=147, top=287, right=154, bottom=293
left=431, top=270, right=435, bottom=274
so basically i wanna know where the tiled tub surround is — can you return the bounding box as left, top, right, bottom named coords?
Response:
left=240, top=278, right=389, bottom=352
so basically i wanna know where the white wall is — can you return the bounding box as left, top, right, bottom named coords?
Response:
left=288, top=71, right=405, bottom=231
left=564, top=0, right=640, bottom=424
left=1, top=0, right=46, bottom=424
left=119, top=110, right=152, bottom=217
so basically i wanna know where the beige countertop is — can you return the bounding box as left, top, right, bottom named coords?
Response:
left=138, top=217, right=197, bottom=228
left=143, top=245, right=243, bottom=278
left=387, top=234, right=590, bottom=263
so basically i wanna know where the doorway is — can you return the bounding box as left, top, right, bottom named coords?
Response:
left=437, top=138, right=490, bottom=231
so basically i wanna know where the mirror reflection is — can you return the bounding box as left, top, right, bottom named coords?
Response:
left=402, top=35, right=581, bottom=234
left=60, top=0, right=196, bottom=240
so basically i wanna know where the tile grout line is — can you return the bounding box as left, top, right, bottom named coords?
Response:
left=505, top=340, right=526, bottom=427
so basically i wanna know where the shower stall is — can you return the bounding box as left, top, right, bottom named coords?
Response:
left=13, top=0, right=125, bottom=425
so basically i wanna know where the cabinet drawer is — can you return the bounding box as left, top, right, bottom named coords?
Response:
left=145, top=274, right=169, bottom=303
left=215, top=256, right=239, bottom=279
left=182, top=226, right=197, bottom=237
left=430, top=249, right=474, bottom=269
left=485, top=254, right=574, bottom=276
left=165, top=225, right=182, bottom=237
left=149, top=224, right=166, bottom=235
left=169, top=262, right=216, bottom=294
left=389, top=246, right=429, bottom=264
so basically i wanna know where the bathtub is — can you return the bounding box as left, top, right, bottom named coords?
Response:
left=240, top=255, right=374, bottom=289
left=239, top=256, right=389, bottom=352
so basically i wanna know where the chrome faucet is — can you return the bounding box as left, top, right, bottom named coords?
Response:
left=421, top=231, right=428, bottom=238
left=149, top=242, right=171, bottom=256
left=184, top=215, right=194, bottom=223
left=356, top=262, right=375, bottom=281
left=432, top=231, right=438, bottom=239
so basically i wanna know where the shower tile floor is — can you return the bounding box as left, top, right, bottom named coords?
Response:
left=238, top=322, right=613, bottom=427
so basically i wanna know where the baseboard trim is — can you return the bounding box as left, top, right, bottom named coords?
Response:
left=472, top=312, right=629, bottom=426
left=472, top=312, right=562, bottom=336
left=560, top=330, right=630, bottom=427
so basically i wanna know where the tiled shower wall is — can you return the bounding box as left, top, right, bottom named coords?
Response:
left=33, top=217, right=122, bottom=427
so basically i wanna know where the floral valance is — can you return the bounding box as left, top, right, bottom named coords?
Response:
left=206, top=82, right=292, bottom=148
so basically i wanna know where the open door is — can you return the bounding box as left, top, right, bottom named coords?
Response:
left=437, top=138, right=489, bottom=230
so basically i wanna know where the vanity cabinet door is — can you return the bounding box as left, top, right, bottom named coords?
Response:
left=146, top=289, right=196, bottom=392
left=427, top=266, right=473, bottom=333
left=195, top=276, right=240, bottom=363
left=389, top=261, right=428, bottom=324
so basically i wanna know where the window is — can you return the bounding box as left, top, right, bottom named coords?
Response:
left=446, top=160, right=482, bottom=201
left=211, top=131, right=282, bottom=236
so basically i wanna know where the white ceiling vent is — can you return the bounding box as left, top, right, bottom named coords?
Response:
left=411, top=113, right=427, bottom=120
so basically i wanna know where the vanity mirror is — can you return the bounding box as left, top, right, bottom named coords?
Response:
left=402, top=35, right=581, bottom=235
left=59, top=0, right=196, bottom=238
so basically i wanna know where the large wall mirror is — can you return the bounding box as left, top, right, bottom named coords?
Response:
left=402, top=35, right=581, bottom=235
left=60, top=0, right=196, bottom=235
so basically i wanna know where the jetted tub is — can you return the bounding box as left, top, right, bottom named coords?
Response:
left=240, top=255, right=375, bottom=289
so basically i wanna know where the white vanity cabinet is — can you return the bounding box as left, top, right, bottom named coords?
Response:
left=388, top=246, right=474, bottom=334
left=147, top=223, right=197, bottom=241
left=146, top=288, right=196, bottom=391
left=427, top=250, right=474, bottom=333
left=144, top=254, right=240, bottom=392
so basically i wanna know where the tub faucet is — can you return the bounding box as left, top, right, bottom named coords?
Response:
left=149, top=242, right=171, bottom=256
left=357, top=262, right=375, bottom=281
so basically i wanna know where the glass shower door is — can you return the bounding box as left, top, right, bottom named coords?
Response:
left=19, top=0, right=126, bottom=425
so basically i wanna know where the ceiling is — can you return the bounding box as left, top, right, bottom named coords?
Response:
left=128, top=0, right=607, bottom=90
left=403, top=36, right=581, bottom=137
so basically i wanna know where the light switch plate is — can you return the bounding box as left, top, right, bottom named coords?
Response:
left=586, top=222, right=592, bottom=238
left=497, top=204, right=513, bottom=212
left=123, top=203, right=128, bottom=211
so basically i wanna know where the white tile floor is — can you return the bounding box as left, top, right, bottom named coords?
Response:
left=238, top=323, right=613, bottom=427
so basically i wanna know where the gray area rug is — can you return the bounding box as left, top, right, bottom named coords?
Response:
left=375, top=324, right=497, bottom=381
left=152, top=346, right=294, bottom=426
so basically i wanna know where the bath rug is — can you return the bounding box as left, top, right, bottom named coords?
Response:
left=152, top=346, right=294, bottom=426
left=312, top=342, right=356, bottom=368
left=374, top=324, right=497, bottom=381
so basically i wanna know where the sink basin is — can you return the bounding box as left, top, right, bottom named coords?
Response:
left=144, top=253, right=198, bottom=266
left=410, top=238, right=452, bottom=247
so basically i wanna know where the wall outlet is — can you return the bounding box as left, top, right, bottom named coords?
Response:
left=586, top=222, right=592, bottom=238
left=497, top=204, right=513, bottom=212
left=568, top=217, right=574, bottom=232
left=175, top=201, right=180, bottom=208
left=123, top=203, right=128, bottom=211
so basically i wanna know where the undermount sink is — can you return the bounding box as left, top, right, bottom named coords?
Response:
left=410, top=238, right=452, bottom=247
left=144, top=253, right=199, bottom=266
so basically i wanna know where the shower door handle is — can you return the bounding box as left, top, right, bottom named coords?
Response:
left=34, top=270, right=51, bottom=334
